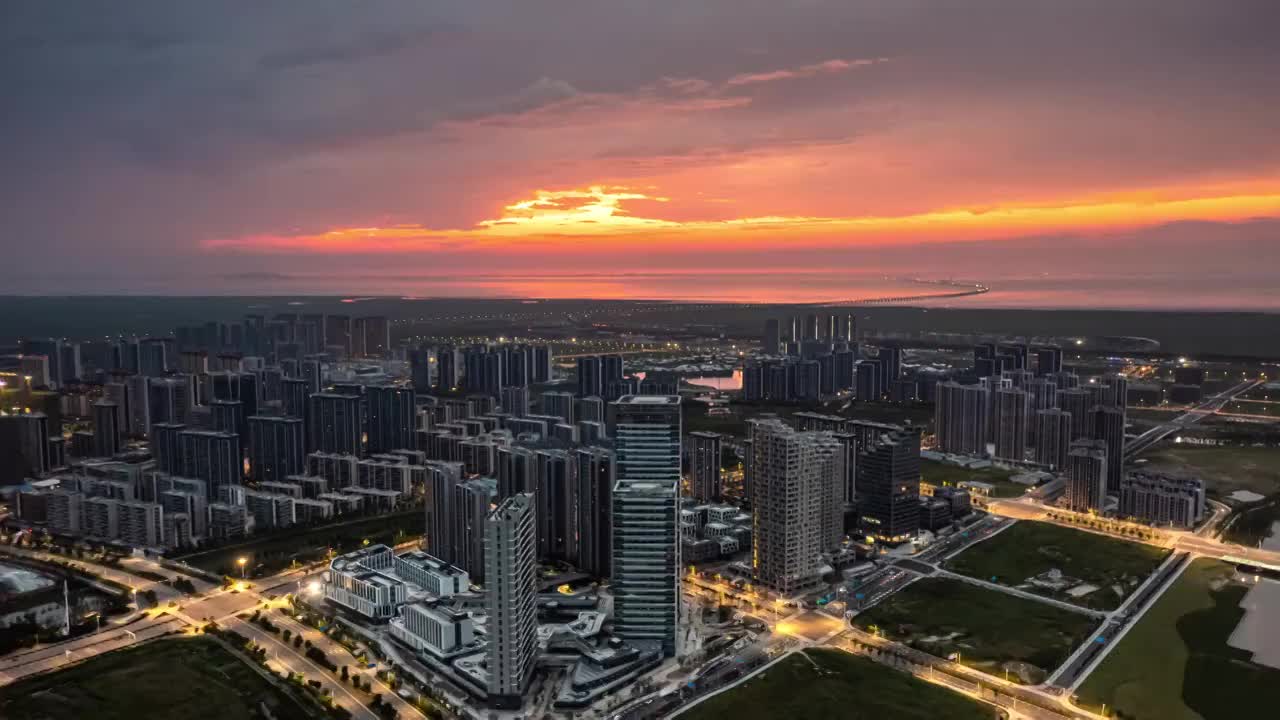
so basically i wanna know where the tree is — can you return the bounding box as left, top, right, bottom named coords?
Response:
left=283, top=629, right=292, bottom=641
left=294, top=635, right=304, bottom=648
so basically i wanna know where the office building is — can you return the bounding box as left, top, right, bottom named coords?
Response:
left=484, top=493, right=539, bottom=706
left=688, top=431, right=723, bottom=503
left=611, top=395, right=681, bottom=656
left=394, top=550, right=470, bottom=597
left=749, top=419, right=844, bottom=594
left=576, top=356, right=602, bottom=398
left=394, top=600, right=476, bottom=657
left=858, top=427, right=921, bottom=543
left=324, top=545, right=406, bottom=620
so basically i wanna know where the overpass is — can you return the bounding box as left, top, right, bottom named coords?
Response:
left=1124, top=378, right=1261, bottom=461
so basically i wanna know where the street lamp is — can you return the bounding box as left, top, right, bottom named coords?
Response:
left=238, top=556, right=248, bottom=579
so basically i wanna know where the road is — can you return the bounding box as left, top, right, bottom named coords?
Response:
left=0, top=546, right=428, bottom=719
left=986, top=497, right=1280, bottom=571
left=1124, top=378, right=1261, bottom=460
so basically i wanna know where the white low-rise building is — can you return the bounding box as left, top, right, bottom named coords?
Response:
left=394, top=551, right=470, bottom=597
left=390, top=600, right=477, bottom=656
left=324, top=544, right=406, bottom=620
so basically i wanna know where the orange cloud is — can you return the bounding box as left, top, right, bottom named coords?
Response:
left=203, top=182, right=1280, bottom=255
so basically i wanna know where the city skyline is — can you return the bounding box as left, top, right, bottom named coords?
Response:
left=5, top=2, right=1280, bottom=307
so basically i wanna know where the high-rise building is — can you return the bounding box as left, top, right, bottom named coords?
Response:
left=1034, top=409, right=1072, bottom=471
left=534, top=449, right=574, bottom=563
left=1120, top=473, right=1204, bottom=528
left=531, top=345, right=553, bottom=384
left=993, top=387, right=1029, bottom=462
left=763, top=318, right=781, bottom=354
left=541, top=391, right=575, bottom=424
left=92, top=400, right=121, bottom=457
left=177, top=429, right=241, bottom=501
left=247, top=415, right=304, bottom=483
left=357, top=316, right=391, bottom=358
left=858, top=427, right=921, bottom=543
left=611, top=395, right=681, bottom=656
left=1091, top=406, right=1126, bottom=494
left=1036, top=346, right=1063, bottom=376
left=484, top=493, right=538, bottom=706
left=688, top=431, right=723, bottom=503
left=409, top=347, right=433, bottom=393
left=803, top=313, right=819, bottom=340
left=496, top=445, right=535, bottom=500
left=501, top=386, right=529, bottom=418
left=424, top=462, right=463, bottom=561
left=453, top=478, right=496, bottom=583
left=878, top=346, right=902, bottom=383
left=576, top=356, right=602, bottom=398
left=1065, top=439, right=1108, bottom=513
left=1057, top=388, right=1092, bottom=441
left=22, top=339, right=63, bottom=388
left=0, top=413, right=49, bottom=484
left=307, top=393, right=362, bottom=454
left=855, top=360, right=881, bottom=402
left=574, top=446, right=614, bottom=578
left=367, top=385, right=416, bottom=453
left=934, top=382, right=989, bottom=456
left=748, top=419, right=844, bottom=594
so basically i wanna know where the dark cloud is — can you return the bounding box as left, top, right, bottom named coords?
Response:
left=2, top=1, right=1279, bottom=300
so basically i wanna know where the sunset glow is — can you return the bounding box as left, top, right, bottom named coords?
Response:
left=203, top=183, right=1280, bottom=254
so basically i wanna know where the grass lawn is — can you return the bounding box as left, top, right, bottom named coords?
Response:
left=919, top=459, right=1029, bottom=498
left=852, top=577, right=1099, bottom=684
left=944, top=521, right=1169, bottom=610
left=1143, top=445, right=1280, bottom=498
left=682, top=647, right=997, bottom=720
left=0, top=637, right=313, bottom=720
left=173, top=510, right=423, bottom=576
left=1077, top=559, right=1280, bottom=720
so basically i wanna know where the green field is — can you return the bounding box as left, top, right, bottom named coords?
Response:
left=853, top=577, right=1099, bottom=684
left=0, top=637, right=313, bottom=720
left=919, top=459, right=1030, bottom=498
left=174, top=510, right=423, bottom=576
left=1077, top=559, right=1280, bottom=720
left=1143, top=445, right=1280, bottom=498
left=945, top=521, right=1169, bottom=610
left=682, top=648, right=997, bottom=720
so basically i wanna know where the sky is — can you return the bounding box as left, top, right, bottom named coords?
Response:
left=3, top=1, right=1280, bottom=307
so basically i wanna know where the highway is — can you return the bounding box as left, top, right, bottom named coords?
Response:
left=1124, top=378, right=1261, bottom=460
